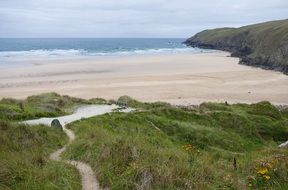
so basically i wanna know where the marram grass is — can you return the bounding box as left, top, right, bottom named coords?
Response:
left=0, top=122, right=81, bottom=190
left=64, top=97, right=288, bottom=189
left=0, top=93, right=287, bottom=189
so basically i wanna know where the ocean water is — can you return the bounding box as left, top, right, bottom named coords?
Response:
left=0, top=38, right=211, bottom=59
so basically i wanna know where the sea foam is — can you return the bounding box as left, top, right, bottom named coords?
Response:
left=0, top=47, right=213, bottom=59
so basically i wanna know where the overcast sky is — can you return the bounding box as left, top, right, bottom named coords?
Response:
left=0, top=0, right=287, bottom=38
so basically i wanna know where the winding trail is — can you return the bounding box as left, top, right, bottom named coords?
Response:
left=24, top=105, right=133, bottom=190
left=50, top=125, right=100, bottom=190
left=23, top=103, right=287, bottom=189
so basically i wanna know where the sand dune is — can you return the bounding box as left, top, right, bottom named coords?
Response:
left=1, top=52, right=288, bottom=105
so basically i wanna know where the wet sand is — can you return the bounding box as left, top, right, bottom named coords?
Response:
left=1, top=52, right=288, bottom=105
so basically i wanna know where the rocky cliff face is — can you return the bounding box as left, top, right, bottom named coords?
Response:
left=184, top=20, right=288, bottom=74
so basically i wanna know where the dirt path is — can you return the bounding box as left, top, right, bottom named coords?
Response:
left=24, top=105, right=133, bottom=190
left=50, top=125, right=100, bottom=190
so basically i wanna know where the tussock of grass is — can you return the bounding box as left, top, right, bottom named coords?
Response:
left=117, top=95, right=171, bottom=110
left=64, top=98, right=288, bottom=189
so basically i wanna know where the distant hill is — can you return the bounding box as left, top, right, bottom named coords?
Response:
left=184, top=19, right=288, bottom=74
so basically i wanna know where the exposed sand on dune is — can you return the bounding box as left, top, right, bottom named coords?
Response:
left=1, top=52, right=288, bottom=105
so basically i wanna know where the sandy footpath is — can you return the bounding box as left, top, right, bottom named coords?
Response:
left=1, top=52, right=288, bottom=105
left=24, top=105, right=133, bottom=190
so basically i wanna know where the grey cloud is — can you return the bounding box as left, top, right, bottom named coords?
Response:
left=0, top=0, right=287, bottom=38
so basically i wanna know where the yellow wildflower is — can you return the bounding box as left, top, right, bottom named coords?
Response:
left=263, top=175, right=271, bottom=180
left=183, top=144, right=194, bottom=151
left=257, top=167, right=268, bottom=175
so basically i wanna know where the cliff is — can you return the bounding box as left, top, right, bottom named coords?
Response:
left=184, top=19, right=288, bottom=74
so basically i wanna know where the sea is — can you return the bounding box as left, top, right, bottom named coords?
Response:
left=0, top=38, right=213, bottom=60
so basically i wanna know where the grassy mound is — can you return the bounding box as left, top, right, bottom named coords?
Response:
left=64, top=99, right=288, bottom=189
left=0, top=92, right=107, bottom=120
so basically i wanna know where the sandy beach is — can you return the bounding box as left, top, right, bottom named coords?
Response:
left=1, top=52, right=288, bottom=105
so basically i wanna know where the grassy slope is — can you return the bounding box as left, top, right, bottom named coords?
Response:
left=0, top=122, right=81, bottom=190
left=64, top=97, right=288, bottom=189
left=1, top=94, right=287, bottom=189
left=184, top=19, right=288, bottom=74
left=0, top=93, right=92, bottom=190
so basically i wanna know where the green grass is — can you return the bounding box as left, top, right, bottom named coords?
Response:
left=0, top=93, right=94, bottom=190
left=1, top=94, right=287, bottom=189
left=64, top=98, right=288, bottom=189
left=0, top=92, right=107, bottom=121
left=0, top=122, right=81, bottom=190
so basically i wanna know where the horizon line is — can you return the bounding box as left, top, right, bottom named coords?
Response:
left=0, top=37, right=189, bottom=39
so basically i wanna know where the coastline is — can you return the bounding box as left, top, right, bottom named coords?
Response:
left=183, top=19, right=288, bottom=75
left=1, top=51, right=288, bottom=105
